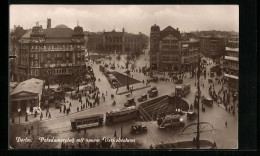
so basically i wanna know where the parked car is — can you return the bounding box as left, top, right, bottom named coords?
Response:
left=149, top=90, right=158, bottom=98
left=210, top=72, right=215, bottom=77
left=174, top=79, right=183, bottom=84
left=138, top=94, right=148, bottom=102
left=148, top=86, right=157, bottom=94
left=187, top=111, right=197, bottom=119
left=130, top=125, right=147, bottom=134
left=124, top=98, right=136, bottom=107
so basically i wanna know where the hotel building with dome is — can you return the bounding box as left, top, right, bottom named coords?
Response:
left=16, top=19, right=86, bottom=83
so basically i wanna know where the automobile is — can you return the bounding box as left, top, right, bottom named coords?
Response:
left=138, top=94, right=148, bottom=102
left=149, top=90, right=158, bottom=98
left=130, top=125, right=147, bottom=134
left=201, top=97, right=213, bottom=106
left=148, top=86, right=157, bottom=94
left=124, top=98, right=136, bottom=107
left=110, top=65, right=115, bottom=70
left=157, top=114, right=185, bottom=129
left=210, top=72, right=215, bottom=77
left=174, top=79, right=183, bottom=84
left=147, top=77, right=158, bottom=83
left=187, top=111, right=197, bottom=119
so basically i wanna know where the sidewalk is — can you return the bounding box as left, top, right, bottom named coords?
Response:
left=10, top=91, right=101, bottom=125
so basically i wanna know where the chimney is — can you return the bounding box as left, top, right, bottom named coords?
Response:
left=14, top=25, right=16, bottom=29
left=47, top=18, right=51, bottom=29
left=177, top=28, right=179, bottom=31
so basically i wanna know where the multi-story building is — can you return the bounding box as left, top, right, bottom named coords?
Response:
left=151, top=25, right=199, bottom=73
left=199, top=35, right=226, bottom=59
left=223, top=36, right=239, bottom=91
left=180, top=39, right=200, bottom=72
left=9, top=25, right=27, bottom=82
left=17, top=19, right=85, bottom=83
left=86, top=28, right=148, bottom=54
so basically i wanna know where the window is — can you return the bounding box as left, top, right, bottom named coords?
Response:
left=35, top=46, right=38, bottom=49
left=31, top=46, right=34, bottom=49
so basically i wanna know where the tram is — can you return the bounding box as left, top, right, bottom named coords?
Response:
left=70, top=114, right=104, bottom=130
left=105, top=106, right=139, bottom=125
left=175, top=84, right=191, bottom=97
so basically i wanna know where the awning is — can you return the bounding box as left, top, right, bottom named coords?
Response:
left=10, top=96, right=38, bottom=101
left=224, top=56, right=238, bottom=61
left=224, top=73, right=238, bottom=80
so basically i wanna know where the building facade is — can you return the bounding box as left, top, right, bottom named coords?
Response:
left=87, top=28, right=148, bottom=54
left=150, top=25, right=185, bottom=72
left=199, top=35, right=226, bottom=59
left=180, top=39, right=200, bottom=72
left=223, top=36, right=239, bottom=91
left=17, top=21, right=85, bottom=83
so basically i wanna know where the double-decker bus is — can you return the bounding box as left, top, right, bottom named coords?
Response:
left=108, top=74, right=118, bottom=88
left=175, top=84, right=191, bottom=97
left=105, top=106, right=139, bottom=125
left=70, top=114, right=104, bottom=130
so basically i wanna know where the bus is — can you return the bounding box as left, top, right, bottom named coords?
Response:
left=105, top=106, right=139, bottom=125
left=70, top=114, right=104, bottom=130
left=175, top=84, right=191, bottom=97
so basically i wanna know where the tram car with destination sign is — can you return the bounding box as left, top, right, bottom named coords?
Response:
left=105, top=106, right=139, bottom=125
left=70, top=114, right=104, bottom=130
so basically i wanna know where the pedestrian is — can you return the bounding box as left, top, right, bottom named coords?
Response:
left=106, top=91, right=107, bottom=96
left=69, top=102, right=72, bottom=107
left=60, top=107, right=62, bottom=113
left=77, top=107, right=79, bottom=112
left=46, top=110, right=48, bottom=117
left=48, top=113, right=51, bottom=119
left=81, top=105, right=82, bottom=110
left=114, top=130, right=117, bottom=137
left=225, top=121, right=227, bottom=127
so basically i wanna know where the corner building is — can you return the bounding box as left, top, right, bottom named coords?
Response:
left=17, top=23, right=85, bottom=82
left=223, top=36, right=239, bottom=91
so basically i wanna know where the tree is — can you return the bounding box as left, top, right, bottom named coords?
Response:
left=39, top=66, right=54, bottom=89
left=10, top=121, right=58, bottom=149
left=72, top=66, right=87, bottom=91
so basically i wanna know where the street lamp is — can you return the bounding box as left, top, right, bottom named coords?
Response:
left=18, top=108, right=21, bottom=123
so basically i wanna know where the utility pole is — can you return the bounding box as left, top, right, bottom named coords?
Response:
left=196, top=55, right=201, bottom=149
left=121, top=123, right=123, bottom=149
left=126, top=50, right=129, bottom=91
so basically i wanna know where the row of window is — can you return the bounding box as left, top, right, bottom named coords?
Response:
left=161, top=40, right=178, bottom=44
left=31, top=44, right=84, bottom=50
left=30, top=52, right=82, bottom=58
left=76, top=119, right=99, bottom=125
left=162, top=57, right=179, bottom=61
left=161, top=45, right=179, bottom=50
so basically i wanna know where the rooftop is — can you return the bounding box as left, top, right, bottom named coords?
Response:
left=10, top=78, right=44, bottom=96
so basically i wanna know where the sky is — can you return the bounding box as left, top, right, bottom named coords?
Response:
left=10, top=5, right=239, bottom=35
